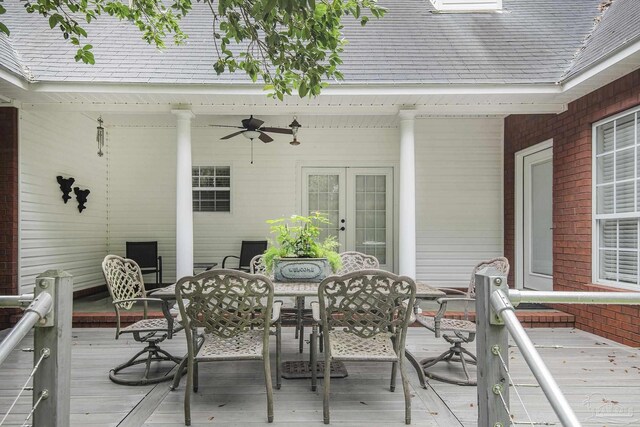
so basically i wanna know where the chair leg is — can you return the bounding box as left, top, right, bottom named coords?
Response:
left=323, top=352, right=331, bottom=424
left=399, top=356, right=412, bottom=425
left=184, top=357, right=193, bottom=426
left=310, top=324, right=317, bottom=392
left=193, top=361, right=199, bottom=393
left=390, top=361, right=397, bottom=392
left=264, top=355, right=274, bottom=423
left=276, top=321, right=282, bottom=390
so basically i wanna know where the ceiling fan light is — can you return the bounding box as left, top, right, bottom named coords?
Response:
left=243, top=130, right=261, bottom=140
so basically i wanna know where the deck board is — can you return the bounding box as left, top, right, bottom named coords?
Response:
left=1, top=327, right=640, bottom=426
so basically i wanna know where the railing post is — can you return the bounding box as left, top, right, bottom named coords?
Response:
left=33, top=269, right=73, bottom=427
left=476, top=268, right=510, bottom=427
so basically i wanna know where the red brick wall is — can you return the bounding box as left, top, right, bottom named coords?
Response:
left=504, top=69, right=640, bottom=346
left=0, top=107, right=19, bottom=330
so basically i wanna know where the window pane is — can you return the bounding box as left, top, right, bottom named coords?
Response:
left=200, top=177, right=215, bottom=187
left=216, top=177, right=230, bottom=187
left=599, top=220, right=617, bottom=249
left=619, top=251, right=638, bottom=285
left=619, top=220, right=638, bottom=249
left=616, top=181, right=635, bottom=213
left=616, top=148, right=634, bottom=181
left=599, top=249, right=617, bottom=281
left=597, top=184, right=614, bottom=214
left=597, top=154, right=614, bottom=184
left=216, top=166, right=230, bottom=176
left=597, top=122, right=614, bottom=154
left=617, top=114, right=635, bottom=149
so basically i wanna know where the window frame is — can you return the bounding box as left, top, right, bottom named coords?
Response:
left=192, top=165, right=232, bottom=213
left=592, top=105, right=640, bottom=290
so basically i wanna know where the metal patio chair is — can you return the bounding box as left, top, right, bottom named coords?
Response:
left=101, top=255, right=183, bottom=385
left=221, top=240, right=268, bottom=272
left=175, top=269, right=282, bottom=426
left=416, top=257, right=510, bottom=386
left=310, top=270, right=416, bottom=425
left=307, top=251, right=381, bottom=353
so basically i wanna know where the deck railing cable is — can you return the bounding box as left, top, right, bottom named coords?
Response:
left=476, top=270, right=640, bottom=427
left=0, top=349, right=48, bottom=426
left=0, top=270, right=73, bottom=427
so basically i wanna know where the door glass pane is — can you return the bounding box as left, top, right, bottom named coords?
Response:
left=531, top=160, right=553, bottom=276
left=355, top=174, right=386, bottom=264
left=308, top=174, right=340, bottom=242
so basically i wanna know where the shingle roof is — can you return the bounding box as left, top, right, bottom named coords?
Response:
left=564, top=0, right=640, bottom=80
left=0, top=34, right=26, bottom=79
left=0, top=0, right=631, bottom=86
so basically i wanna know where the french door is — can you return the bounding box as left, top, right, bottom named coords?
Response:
left=302, top=167, right=394, bottom=270
left=522, top=147, right=553, bottom=291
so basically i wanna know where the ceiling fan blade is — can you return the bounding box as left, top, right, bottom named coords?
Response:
left=210, top=124, right=244, bottom=129
left=221, top=130, right=246, bottom=140
left=259, top=127, right=293, bottom=135
left=245, top=116, right=264, bottom=130
left=258, top=132, right=274, bottom=143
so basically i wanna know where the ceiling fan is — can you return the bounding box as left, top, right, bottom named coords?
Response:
left=211, top=115, right=299, bottom=143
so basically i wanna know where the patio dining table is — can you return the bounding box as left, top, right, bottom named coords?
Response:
left=151, top=279, right=444, bottom=389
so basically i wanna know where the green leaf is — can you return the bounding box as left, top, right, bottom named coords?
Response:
left=0, top=22, right=8, bottom=36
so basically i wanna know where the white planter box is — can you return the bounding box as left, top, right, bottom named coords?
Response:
left=273, top=258, right=329, bottom=283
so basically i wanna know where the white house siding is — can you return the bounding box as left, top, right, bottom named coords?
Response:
left=107, top=126, right=177, bottom=282
left=415, top=117, right=504, bottom=288
left=19, top=110, right=108, bottom=293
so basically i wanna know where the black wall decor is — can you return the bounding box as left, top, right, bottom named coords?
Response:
left=56, top=176, right=75, bottom=203
left=74, top=187, right=90, bottom=213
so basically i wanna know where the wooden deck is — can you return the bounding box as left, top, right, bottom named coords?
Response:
left=1, top=326, right=640, bottom=426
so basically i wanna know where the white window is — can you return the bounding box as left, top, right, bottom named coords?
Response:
left=192, top=166, right=230, bottom=212
left=594, top=107, right=640, bottom=288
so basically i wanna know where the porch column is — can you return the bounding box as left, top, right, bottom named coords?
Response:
left=173, top=109, right=195, bottom=280
left=398, top=109, right=416, bottom=278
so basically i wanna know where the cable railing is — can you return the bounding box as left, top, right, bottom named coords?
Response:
left=0, top=270, right=72, bottom=427
left=475, top=270, right=640, bottom=427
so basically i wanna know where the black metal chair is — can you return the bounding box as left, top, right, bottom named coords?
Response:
left=126, top=241, right=163, bottom=286
left=222, top=240, right=267, bottom=272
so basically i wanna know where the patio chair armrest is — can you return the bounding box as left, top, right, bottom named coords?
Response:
left=434, top=287, right=468, bottom=296
left=310, top=301, right=321, bottom=323
left=112, top=297, right=165, bottom=306
left=435, top=296, right=475, bottom=305
left=272, top=300, right=283, bottom=323
left=222, top=255, right=239, bottom=268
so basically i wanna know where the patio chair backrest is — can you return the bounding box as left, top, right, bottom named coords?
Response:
left=336, top=251, right=379, bottom=275
left=468, top=257, right=510, bottom=297
left=102, top=254, right=147, bottom=311
left=175, top=269, right=274, bottom=339
left=239, top=240, right=268, bottom=270
left=250, top=254, right=269, bottom=276
left=125, top=241, right=158, bottom=270
left=318, top=269, right=416, bottom=339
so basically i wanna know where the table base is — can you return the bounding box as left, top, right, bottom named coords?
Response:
left=281, top=360, right=348, bottom=379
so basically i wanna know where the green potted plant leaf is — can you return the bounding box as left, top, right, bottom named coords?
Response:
left=264, top=212, right=341, bottom=282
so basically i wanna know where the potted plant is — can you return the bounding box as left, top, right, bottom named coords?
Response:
left=264, top=212, right=341, bottom=282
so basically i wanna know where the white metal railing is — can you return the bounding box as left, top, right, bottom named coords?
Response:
left=476, top=270, right=640, bottom=427
left=0, top=270, right=73, bottom=427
